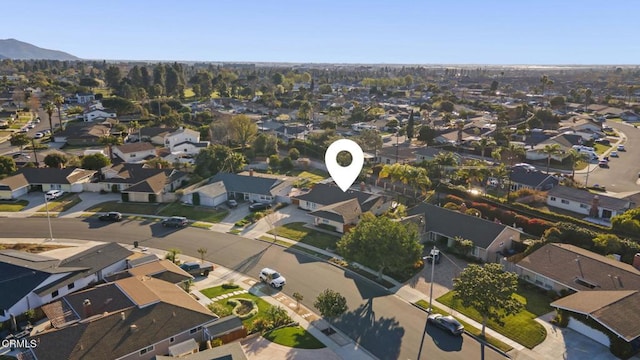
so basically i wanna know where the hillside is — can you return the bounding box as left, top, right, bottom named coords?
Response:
left=0, top=39, right=80, bottom=60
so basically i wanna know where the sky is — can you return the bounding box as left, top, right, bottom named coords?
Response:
left=4, top=0, right=640, bottom=65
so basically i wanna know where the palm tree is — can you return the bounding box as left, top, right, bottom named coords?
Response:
left=44, top=102, right=56, bottom=135
left=504, top=143, right=526, bottom=165
left=53, top=94, right=65, bottom=131
left=542, top=144, right=562, bottom=174
left=99, top=135, right=123, bottom=161
left=565, top=149, right=589, bottom=179
left=474, top=138, right=496, bottom=159
left=584, top=88, right=592, bottom=112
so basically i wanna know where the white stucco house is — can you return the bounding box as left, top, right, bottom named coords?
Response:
left=165, top=127, right=210, bottom=155
left=547, top=186, right=634, bottom=220
left=113, top=142, right=157, bottom=163
left=84, top=108, right=117, bottom=122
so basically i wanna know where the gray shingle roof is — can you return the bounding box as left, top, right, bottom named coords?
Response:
left=17, top=167, right=96, bottom=185
left=408, top=203, right=508, bottom=249
left=295, top=183, right=380, bottom=208
left=547, top=186, right=631, bottom=211
left=210, top=173, right=281, bottom=196
left=509, top=167, right=558, bottom=189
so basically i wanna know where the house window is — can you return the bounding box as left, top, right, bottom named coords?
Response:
left=561, top=200, right=570, bottom=205
left=139, top=345, right=154, bottom=355
left=190, top=328, right=198, bottom=334
left=130, top=154, right=136, bottom=158
left=471, top=247, right=479, bottom=257
left=68, top=283, right=75, bottom=290
left=52, top=290, right=59, bottom=298
left=550, top=197, right=556, bottom=201
left=579, top=204, right=589, bottom=209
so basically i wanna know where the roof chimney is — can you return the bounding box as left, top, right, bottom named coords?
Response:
left=83, top=299, right=92, bottom=318
left=120, top=312, right=126, bottom=321
left=633, top=254, right=640, bottom=271
left=249, top=168, right=254, bottom=177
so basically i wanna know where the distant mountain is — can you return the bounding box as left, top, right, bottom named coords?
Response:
left=0, top=39, right=80, bottom=60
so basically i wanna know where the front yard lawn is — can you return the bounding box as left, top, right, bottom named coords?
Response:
left=202, top=286, right=273, bottom=332
left=264, top=326, right=325, bottom=349
left=158, top=203, right=229, bottom=223
left=37, top=194, right=82, bottom=213
left=593, top=143, right=611, bottom=155
left=437, top=290, right=547, bottom=349
left=268, top=222, right=339, bottom=250
left=0, top=200, right=28, bottom=212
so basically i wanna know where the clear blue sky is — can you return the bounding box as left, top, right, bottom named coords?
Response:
left=4, top=0, right=640, bottom=64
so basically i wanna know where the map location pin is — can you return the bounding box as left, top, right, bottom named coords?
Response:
left=325, top=139, right=365, bottom=192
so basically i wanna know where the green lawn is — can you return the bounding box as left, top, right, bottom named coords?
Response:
left=0, top=200, right=28, bottom=212
left=415, top=300, right=513, bottom=353
left=158, top=202, right=229, bottom=223
left=199, top=285, right=242, bottom=299
left=294, top=170, right=327, bottom=187
left=437, top=290, right=547, bottom=349
left=37, top=194, right=82, bottom=212
left=202, top=286, right=273, bottom=330
left=264, top=326, right=325, bottom=349
left=593, top=143, right=611, bottom=155
left=268, top=222, right=339, bottom=250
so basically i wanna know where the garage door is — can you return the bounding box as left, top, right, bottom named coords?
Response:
left=568, top=318, right=610, bottom=347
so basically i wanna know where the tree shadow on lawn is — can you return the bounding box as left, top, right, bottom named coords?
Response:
left=331, top=301, right=404, bottom=360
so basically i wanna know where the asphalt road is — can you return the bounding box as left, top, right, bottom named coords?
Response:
left=0, top=108, right=62, bottom=157
left=0, top=217, right=506, bottom=360
left=575, top=121, right=640, bottom=192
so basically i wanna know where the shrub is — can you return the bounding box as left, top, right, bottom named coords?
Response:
left=207, top=302, right=232, bottom=317
left=445, top=194, right=465, bottom=205
left=465, top=208, right=481, bottom=217
left=222, top=282, right=239, bottom=290
left=500, top=210, right=517, bottom=225
left=525, top=218, right=553, bottom=236
left=514, top=214, right=530, bottom=229
left=227, top=298, right=259, bottom=320
left=443, top=202, right=459, bottom=210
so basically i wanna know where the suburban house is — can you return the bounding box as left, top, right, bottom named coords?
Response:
left=310, top=198, right=362, bottom=233
left=620, top=111, right=640, bottom=122
left=0, top=173, right=29, bottom=200
left=507, top=167, right=559, bottom=191
left=106, top=258, right=194, bottom=285
left=517, top=243, right=640, bottom=349
left=155, top=342, right=247, bottom=360
left=181, top=171, right=292, bottom=207
left=546, top=186, right=634, bottom=220
left=130, top=127, right=179, bottom=145
left=408, top=203, right=520, bottom=263
left=414, top=147, right=460, bottom=163
left=74, top=92, right=95, bottom=104
left=14, top=167, right=97, bottom=193
left=164, top=127, right=209, bottom=155
left=52, top=124, right=111, bottom=146
left=113, top=142, right=157, bottom=163
left=376, top=145, right=417, bottom=164
left=83, top=108, right=117, bottom=122
left=24, top=276, right=222, bottom=360
left=0, top=243, right=132, bottom=322
left=97, top=163, right=188, bottom=203
left=525, top=132, right=584, bottom=161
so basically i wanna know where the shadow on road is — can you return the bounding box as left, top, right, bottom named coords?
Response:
left=231, top=246, right=270, bottom=275
left=331, top=300, right=404, bottom=360
left=149, top=223, right=187, bottom=237
left=426, top=323, right=463, bottom=352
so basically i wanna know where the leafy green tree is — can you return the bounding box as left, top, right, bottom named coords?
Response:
left=593, top=234, right=623, bottom=255
left=452, top=236, right=474, bottom=255
left=406, top=110, right=415, bottom=139
left=417, top=125, right=436, bottom=145
left=99, top=135, right=123, bottom=161
left=565, top=149, right=589, bottom=179
left=473, top=138, right=496, bottom=159
left=611, top=209, right=640, bottom=236
left=81, top=153, right=110, bottom=170
left=105, top=65, right=122, bottom=89
left=453, top=263, right=523, bottom=337
left=0, top=156, right=17, bottom=176
left=280, top=156, right=294, bottom=172
left=337, top=213, right=423, bottom=279
left=9, top=133, right=30, bottom=151
left=102, top=97, right=136, bottom=114
left=288, top=148, right=300, bottom=160
left=297, top=101, right=312, bottom=122
left=265, top=306, right=292, bottom=328
left=314, top=289, right=348, bottom=320
left=292, top=292, right=304, bottom=310
left=354, top=129, right=382, bottom=153
left=44, top=153, right=68, bottom=168
left=194, top=145, right=246, bottom=178
left=229, top=115, right=257, bottom=150
left=268, top=154, right=280, bottom=169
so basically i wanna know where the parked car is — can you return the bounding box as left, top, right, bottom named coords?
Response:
left=598, top=160, right=609, bottom=168
left=12, top=153, right=30, bottom=159
left=610, top=151, right=618, bottom=157
left=27, top=123, right=36, bottom=129
left=249, top=202, right=271, bottom=212
left=226, top=199, right=238, bottom=208
left=44, top=190, right=64, bottom=201
left=33, top=132, right=44, bottom=139
left=617, top=144, right=625, bottom=151
left=427, top=314, right=465, bottom=336
left=259, top=267, right=286, bottom=288
left=594, top=138, right=610, bottom=145
left=180, top=261, right=214, bottom=277
left=425, top=249, right=441, bottom=264
left=512, top=163, right=536, bottom=171
left=99, top=212, right=123, bottom=222
left=161, top=216, right=188, bottom=228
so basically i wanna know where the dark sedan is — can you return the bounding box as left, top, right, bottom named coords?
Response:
left=249, top=202, right=272, bottom=212
left=162, top=216, right=188, bottom=227
left=98, top=212, right=123, bottom=222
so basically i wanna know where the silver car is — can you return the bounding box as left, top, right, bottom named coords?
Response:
left=428, top=314, right=464, bottom=336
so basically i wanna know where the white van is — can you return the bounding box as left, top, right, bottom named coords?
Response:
left=45, top=190, right=64, bottom=201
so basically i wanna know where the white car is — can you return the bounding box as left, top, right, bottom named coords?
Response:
left=45, top=190, right=64, bottom=201
left=512, top=163, right=536, bottom=171
left=617, top=144, right=625, bottom=151
left=259, top=268, right=286, bottom=288
left=27, top=123, right=36, bottom=129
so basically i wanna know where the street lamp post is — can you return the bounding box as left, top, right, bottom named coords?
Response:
left=44, top=194, right=54, bottom=242
left=422, top=245, right=437, bottom=313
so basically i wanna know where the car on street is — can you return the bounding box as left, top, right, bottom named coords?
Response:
left=425, top=249, right=441, bottom=264
left=226, top=199, right=238, bottom=208
left=12, top=153, right=30, bottom=159
left=99, top=212, right=123, bottom=222
left=259, top=267, right=286, bottom=288
left=44, top=190, right=64, bottom=201
left=162, top=216, right=188, bottom=228
left=618, top=144, right=625, bottom=151
left=27, top=123, right=36, bottom=129
left=427, top=314, right=465, bottom=336
left=33, top=132, right=44, bottom=139
left=595, top=138, right=610, bottom=145
left=610, top=151, right=618, bottom=157
left=598, top=160, right=609, bottom=168
left=512, top=163, right=536, bottom=171
left=249, top=202, right=271, bottom=212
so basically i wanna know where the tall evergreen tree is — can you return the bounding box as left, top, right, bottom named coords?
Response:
left=406, top=110, right=415, bottom=139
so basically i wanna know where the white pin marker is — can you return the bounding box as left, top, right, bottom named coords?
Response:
left=325, top=139, right=364, bottom=192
